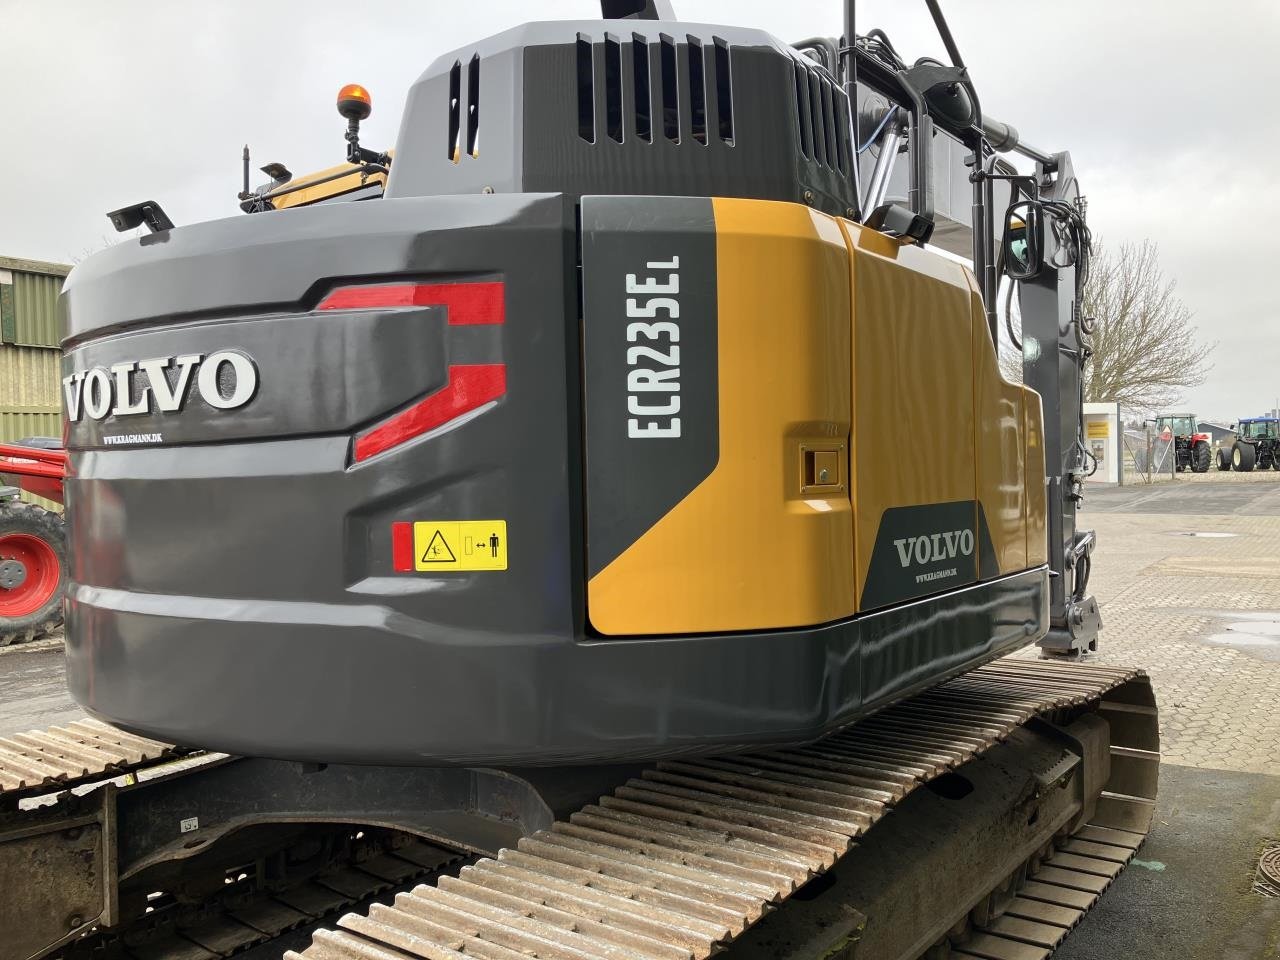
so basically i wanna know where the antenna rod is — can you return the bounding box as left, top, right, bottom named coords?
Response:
left=842, top=1, right=855, bottom=82
left=240, top=145, right=250, bottom=201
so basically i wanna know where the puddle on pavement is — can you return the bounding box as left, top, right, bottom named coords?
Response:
left=1203, top=615, right=1280, bottom=663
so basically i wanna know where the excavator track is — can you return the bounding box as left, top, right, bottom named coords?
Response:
left=0, top=718, right=187, bottom=801
left=61, top=836, right=463, bottom=960
left=0, top=723, right=462, bottom=960
left=288, top=660, right=1159, bottom=960
left=1, top=660, right=1158, bottom=960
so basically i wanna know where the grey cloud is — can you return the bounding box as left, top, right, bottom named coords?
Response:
left=3, top=0, right=1272, bottom=414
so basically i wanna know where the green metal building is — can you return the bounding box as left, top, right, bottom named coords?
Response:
left=1, top=254, right=69, bottom=507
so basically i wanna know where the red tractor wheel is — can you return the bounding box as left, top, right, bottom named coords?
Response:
left=0, top=499, right=67, bottom=645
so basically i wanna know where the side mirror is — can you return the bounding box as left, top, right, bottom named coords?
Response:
left=1002, top=201, right=1044, bottom=280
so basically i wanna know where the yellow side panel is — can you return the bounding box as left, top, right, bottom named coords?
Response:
left=840, top=223, right=977, bottom=610
left=588, top=199, right=855, bottom=634
left=1024, top=389, right=1049, bottom=566
left=969, top=282, right=1027, bottom=576
left=269, top=159, right=389, bottom=210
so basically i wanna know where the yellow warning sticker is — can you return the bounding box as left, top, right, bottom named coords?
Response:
left=413, top=520, right=508, bottom=571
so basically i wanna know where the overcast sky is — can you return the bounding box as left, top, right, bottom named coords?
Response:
left=3, top=0, right=1276, bottom=417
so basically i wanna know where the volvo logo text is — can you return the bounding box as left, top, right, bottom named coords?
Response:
left=64, top=351, right=259, bottom=422
left=893, top=529, right=975, bottom=568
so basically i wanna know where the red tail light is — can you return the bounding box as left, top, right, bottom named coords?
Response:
left=327, top=279, right=508, bottom=463
left=355, top=364, right=506, bottom=462
left=318, top=280, right=504, bottom=324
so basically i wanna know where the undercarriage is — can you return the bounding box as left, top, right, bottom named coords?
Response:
left=1, top=660, right=1158, bottom=960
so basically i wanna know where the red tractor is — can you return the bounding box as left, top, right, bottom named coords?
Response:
left=1155, top=413, right=1212, bottom=473
left=0, top=438, right=68, bottom=644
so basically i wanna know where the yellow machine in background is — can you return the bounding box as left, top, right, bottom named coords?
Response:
left=268, top=159, right=388, bottom=210
left=239, top=154, right=388, bottom=212
left=238, top=84, right=390, bottom=212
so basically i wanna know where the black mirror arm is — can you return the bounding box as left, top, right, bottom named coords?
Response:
left=971, top=159, right=1040, bottom=202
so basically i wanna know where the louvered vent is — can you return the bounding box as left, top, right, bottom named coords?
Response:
left=447, top=55, right=482, bottom=162
left=793, top=61, right=852, bottom=175
left=576, top=33, right=735, bottom=145
left=390, top=22, right=863, bottom=221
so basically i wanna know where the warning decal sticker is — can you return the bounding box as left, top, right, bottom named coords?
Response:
left=411, top=520, right=508, bottom=571
left=420, top=529, right=457, bottom=563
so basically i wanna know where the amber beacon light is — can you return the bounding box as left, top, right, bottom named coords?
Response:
left=337, top=83, right=373, bottom=121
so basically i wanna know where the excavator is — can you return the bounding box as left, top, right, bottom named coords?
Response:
left=0, top=2, right=1159, bottom=959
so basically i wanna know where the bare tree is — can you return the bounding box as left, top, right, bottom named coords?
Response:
left=1081, top=241, right=1212, bottom=411
left=997, top=241, right=1213, bottom=413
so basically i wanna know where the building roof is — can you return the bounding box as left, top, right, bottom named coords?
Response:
left=0, top=255, right=71, bottom=279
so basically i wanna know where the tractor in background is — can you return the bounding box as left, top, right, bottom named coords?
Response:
left=0, top=438, right=67, bottom=644
left=1218, top=416, right=1280, bottom=471
left=1155, top=412, right=1211, bottom=472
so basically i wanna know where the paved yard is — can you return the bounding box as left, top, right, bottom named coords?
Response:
left=1055, top=476, right=1280, bottom=959
left=1075, top=475, right=1280, bottom=772
left=0, top=636, right=77, bottom=736
left=3, top=476, right=1279, bottom=958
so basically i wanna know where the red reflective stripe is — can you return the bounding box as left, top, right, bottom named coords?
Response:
left=354, top=364, right=506, bottom=462
left=391, top=522, right=415, bottom=572
left=317, top=281, right=504, bottom=324
left=0, top=443, right=68, bottom=466
left=0, top=457, right=65, bottom=480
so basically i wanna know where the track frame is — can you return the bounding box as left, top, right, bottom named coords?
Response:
left=0, top=661, right=1157, bottom=960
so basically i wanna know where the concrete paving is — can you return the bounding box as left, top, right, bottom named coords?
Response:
left=2, top=476, right=1279, bottom=957
left=1067, top=478, right=1280, bottom=773
left=1038, top=475, right=1280, bottom=958
left=1089, top=469, right=1280, bottom=517
left=1054, top=764, right=1280, bottom=960
left=0, top=636, right=79, bottom=737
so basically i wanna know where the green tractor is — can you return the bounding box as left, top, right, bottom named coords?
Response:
left=1155, top=413, right=1211, bottom=473
left=1217, top=416, right=1280, bottom=471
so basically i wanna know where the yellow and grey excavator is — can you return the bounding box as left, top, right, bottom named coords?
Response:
left=1, top=2, right=1158, bottom=958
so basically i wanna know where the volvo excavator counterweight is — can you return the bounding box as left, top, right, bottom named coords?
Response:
left=0, top=3, right=1157, bottom=959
